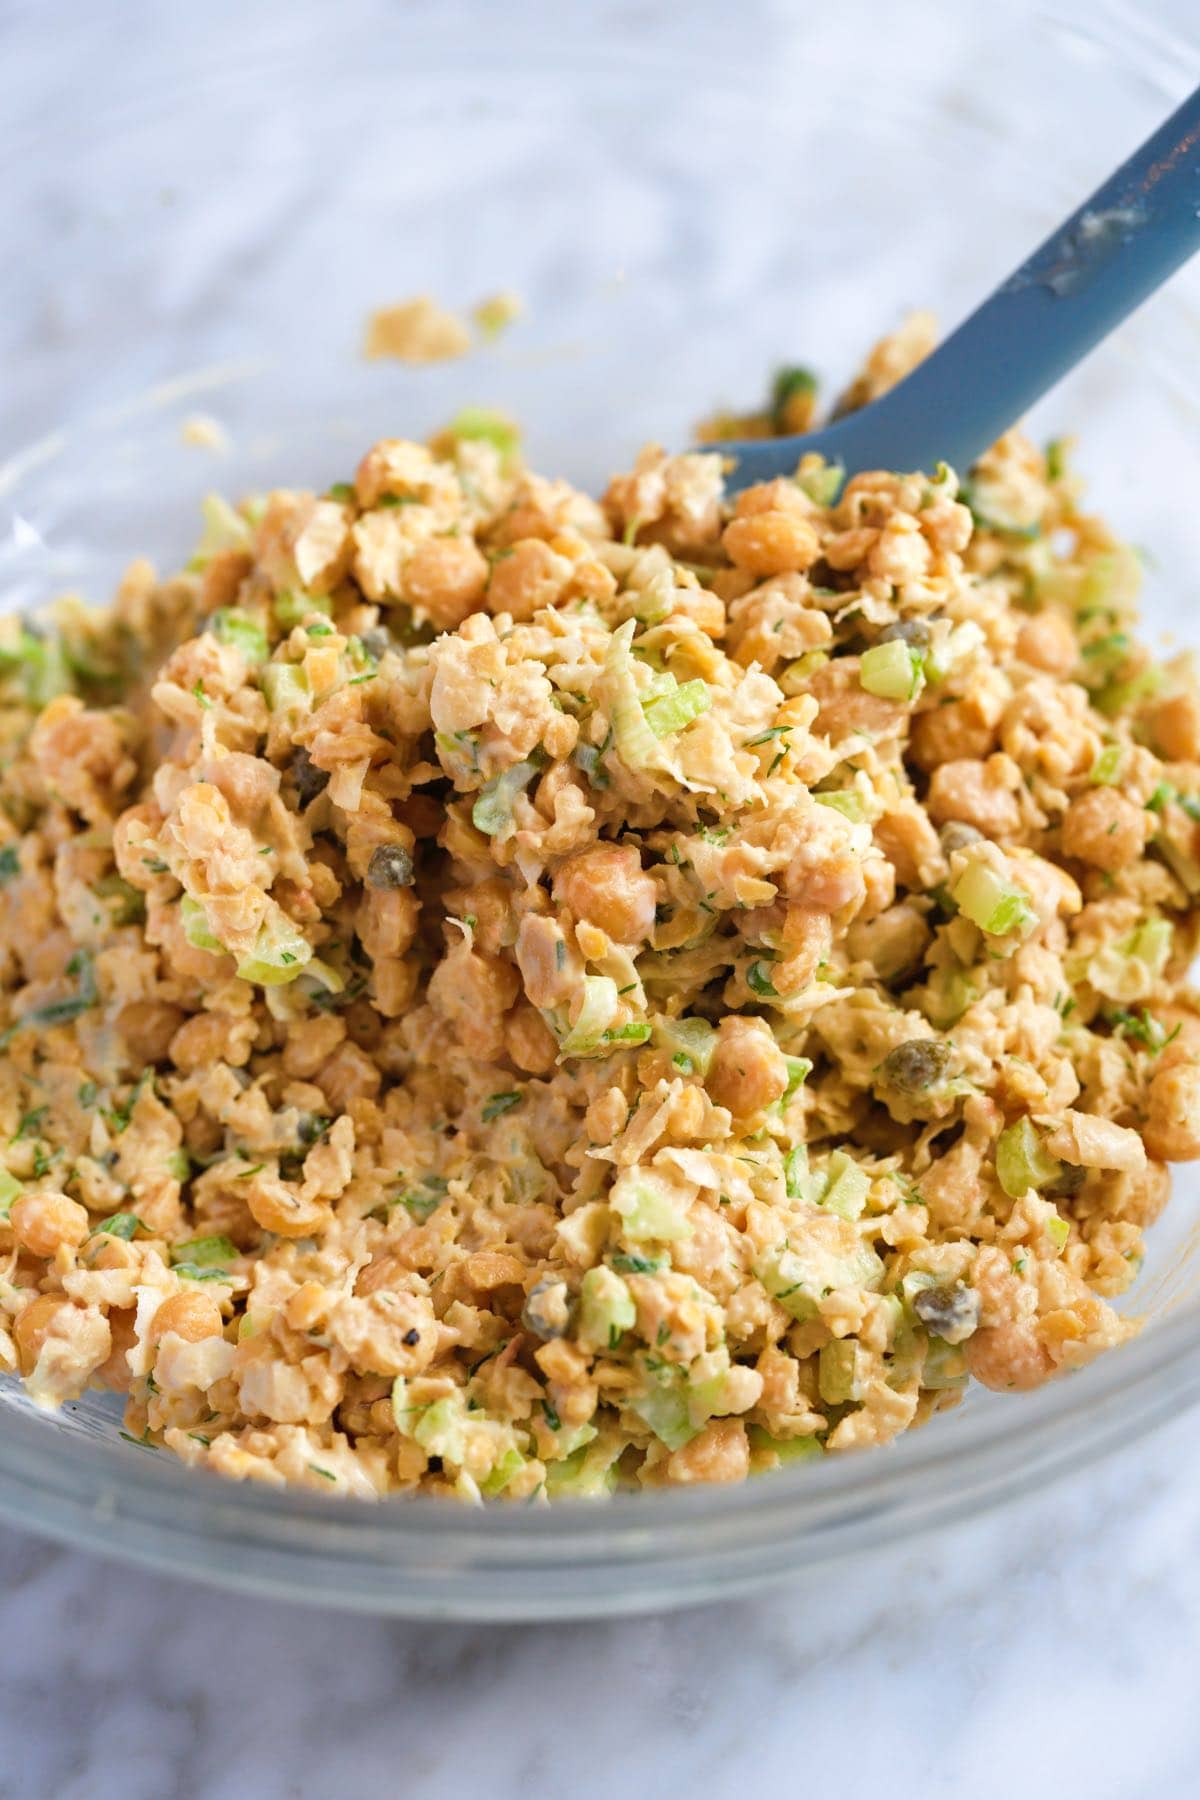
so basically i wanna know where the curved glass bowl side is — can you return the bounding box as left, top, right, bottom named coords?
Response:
left=1, top=1307, right=1200, bottom=1619
left=1, top=0, right=1199, bottom=1619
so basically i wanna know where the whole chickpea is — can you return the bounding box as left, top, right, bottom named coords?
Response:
left=245, top=1175, right=331, bottom=1239
left=504, top=1002, right=559, bottom=1075
left=148, top=1290, right=224, bottom=1345
left=706, top=1016, right=788, bottom=1121
left=1060, top=787, right=1149, bottom=872
left=553, top=844, right=657, bottom=945
left=401, top=538, right=489, bottom=630
left=13, top=1294, right=72, bottom=1375
left=965, top=1321, right=1053, bottom=1392
left=723, top=511, right=820, bottom=579
left=486, top=539, right=570, bottom=622
left=9, top=1192, right=90, bottom=1258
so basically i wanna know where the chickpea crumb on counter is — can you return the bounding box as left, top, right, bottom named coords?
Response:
left=0, top=320, right=1198, bottom=1502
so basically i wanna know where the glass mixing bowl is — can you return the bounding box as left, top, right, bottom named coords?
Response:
left=2, top=0, right=1200, bottom=1619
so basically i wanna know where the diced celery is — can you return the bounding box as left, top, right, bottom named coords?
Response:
left=922, top=1338, right=969, bottom=1391
left=472, top=757, right=542, bottom=838
left=782, top=1056, right=812, bottom=1100
left=778, top=649, right=830, bottom=693
left=1045, top=438, right=1068, bottom=482
left=274, top=589, right=331, bottom=629
left=558, top=975, right=620, bottom=1057
left=577, top=1266, right=637, bottom=1351
left=1078, top=546, right=1142, bottom=618
left=212, top=608, right=269, bottom=665
left=683, top=1349, right=727, bottom=1422
left=0, top=1168, right=22, bottom=1218
left=166, top=1150, right=191, bottom=1182
left=642, top=678, right=711, bottom=739
left=748, top=1424, right=823, bottom=1467
left=818, top=1338, right=867, bottom=1405
left=784, top=1144, right=820, bottom=1202
left=783, top=1143, right=812, bottom=1200
left=261, top=662, right=310, bottom=713
left=93, top=874, right=145, bottom=927
left=236, top=915, right=313, bottom=987
left=602, top=1022, right=651, bottom=1047
left=921, top=966, right=977, bottom=1029
left=770, top=364, right=816, bottom=428
left=612, top=1177, right=692, bottom=1243
left=192, top=494, right=252, bottom=566
left=628, top=1365, right=697, bottom=1451
left=819, top=1150, right=871, bottom=1221
left=479, top=1446, right=526, bottom=1498
left=473, top=292, right=523, bottom=341
left=796, top=460, right=843, bottom=506
left=859, top=639, right=924, bottom=702
left=1094, top=666, right=1163, bottom=718
left=652, top=1015, right=718, bottom=1077
left=925, top=461, right=960, bottom=502
left=180, top=896, right=222, bottom=954
left=961, top=474, right=1042, bottom=538
left=1156, top=836, right=1200, bottom=898
left=546, top=1420, right=599, bottom=1460
left=1127, top=917, right=1172, bottom=977
left=303, top=957, right=346, bottom=996
left=924, top=620, right=986, bottom=685
left=813, top=790, right=867, bottom=821
left=12, top=631, right=72, bottom=708
left=446, top=407, right=522, bottom=469
left=605, top=621, right=661, bottom=771
left=746, top=960, right=778, bottom=998
left=1089, top=744, right=1124, bottom=785
left=899, top=1269, right=942, bottom=1310
left=995, top=1117, right=1063, bottom=1199
left=1047, top=1214, right=1070, bottom=1251
left=545, top=1442, right=621, bottom=1499
left=412, top=1396, right=468, bottom=1464
left=950, top=857, right=1037, bottom=938
left=755, top=1235, right=884, bottom=1322
left=1088, top=916, right=1174, bottom=1001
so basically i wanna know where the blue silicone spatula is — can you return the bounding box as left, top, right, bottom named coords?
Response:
left=712, top=84, right=1200, bottom=492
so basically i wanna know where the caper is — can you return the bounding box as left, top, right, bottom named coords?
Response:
left=877, top=618, right=931, bottom=649
left=939, top=820, right=983, bottom=856
left=880, top=1038, right=952, bottom=1093
left=913, top=1282, right=980, bottom=1344
left=359, top=627, right=392, bottom=661
left=521, top=1276, right=574, bottom=1342
left=367, top=844, right=415, bottom=889
left=291, top=746, right=330, bottom=808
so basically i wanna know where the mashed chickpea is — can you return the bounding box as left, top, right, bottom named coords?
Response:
left=0, top=323, right=1197, bottom=1500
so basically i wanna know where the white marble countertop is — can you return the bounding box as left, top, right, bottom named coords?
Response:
left=5, top=1, right=1200, bottom=1792
left=2, top=1406, right=1199, bottom=1798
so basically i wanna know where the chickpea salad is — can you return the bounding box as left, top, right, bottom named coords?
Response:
left=1, top=323, right=1199, bottom=1501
